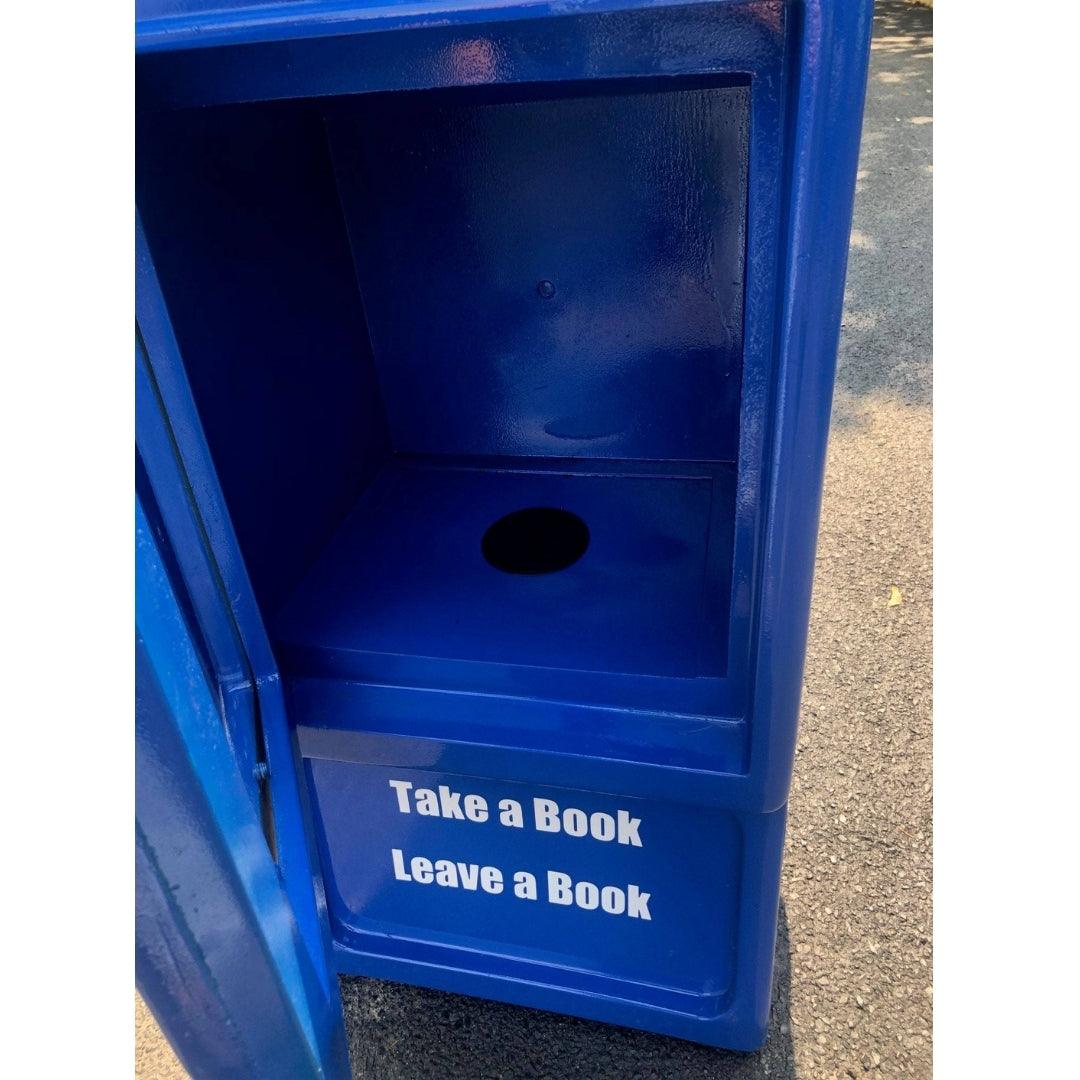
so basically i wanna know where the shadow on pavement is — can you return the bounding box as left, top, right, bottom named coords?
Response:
left=832, top=0, right=932, bottom=427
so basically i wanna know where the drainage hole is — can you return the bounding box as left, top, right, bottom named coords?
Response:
left=481, top=507, right=590, bottom=575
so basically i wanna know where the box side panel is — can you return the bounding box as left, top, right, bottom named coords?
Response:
left=137, top=100, right=392, bottom=617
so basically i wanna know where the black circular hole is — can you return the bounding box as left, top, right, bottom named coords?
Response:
left=482, top=507, right=590, bottom=575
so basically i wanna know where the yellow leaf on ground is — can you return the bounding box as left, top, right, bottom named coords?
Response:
left=887, top=586, right=903, bottom=607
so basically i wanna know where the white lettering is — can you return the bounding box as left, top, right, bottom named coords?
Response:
left=590, top=812, right=616, bottom=842
left=627, top=884, right=652, bottom=920
left=434, top=859, right=459, bottom=887
left=463, top=794, right=489, bottom=822
left=387, top=780, right=496, bottom=824
left=532, top=799, right=644, bottom=846
left=411, top=856, right=434, bottom=884
left=543, top=870, right=651, bottom=919
left=575, top=881, right=599, bottom=910
left=513, top=870, right=537, bottom=899
left=601, top=885, right=626, bottom=915
left=547, top=870, right=573, bottom=905
left=437, top=785, right=464, bottom=820
left=534, top=798, right=561, bottom=833
left=391, top=848, right=504, bottom=896
left=387, top=785, right=652, bottom=918
left=617, top=810, right=643, bottom=847
left=388, top=780, right=413, bottom=813
left=499, top=799, right=524, bottom=828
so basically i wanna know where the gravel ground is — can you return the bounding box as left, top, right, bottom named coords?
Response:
left=136, top=4, right=931, bottom=1076
left=135, top=995, right=186, bottom=1079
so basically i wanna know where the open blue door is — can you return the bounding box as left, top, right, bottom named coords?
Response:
left=135, top=221, right=350, bottom=1078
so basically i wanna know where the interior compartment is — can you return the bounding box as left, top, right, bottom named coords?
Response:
left=137, top=76, right=750, bottom=718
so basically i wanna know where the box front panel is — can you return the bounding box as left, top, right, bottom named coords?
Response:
left=306, top=755, right=743, bottom=1009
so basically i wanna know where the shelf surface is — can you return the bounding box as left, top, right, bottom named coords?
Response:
left=274, top=458, right=735, bottom=684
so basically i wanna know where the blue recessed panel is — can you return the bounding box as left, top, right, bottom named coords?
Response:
left=328, top=81, right=748, bottom=462
left=305, top=758, right=741, bottom=1007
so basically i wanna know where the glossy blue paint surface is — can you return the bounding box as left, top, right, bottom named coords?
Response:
left=136, top=0, right=873, bottom=1055
left=274, top=458, right=735, bottom=681
left=136, top=217, right=343, bottom=1003
left=136, top=337, right=263, bottom=817
left=299, top=720, right=789, bottom=1046
left=135, top=497, right=350, bottom=1078
left=309, top=759, right=743, bottom=1003
left=327, top=78, right=747, bottom=462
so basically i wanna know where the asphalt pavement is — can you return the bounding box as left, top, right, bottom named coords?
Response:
left=136, top=4, right=932, bottom=1076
